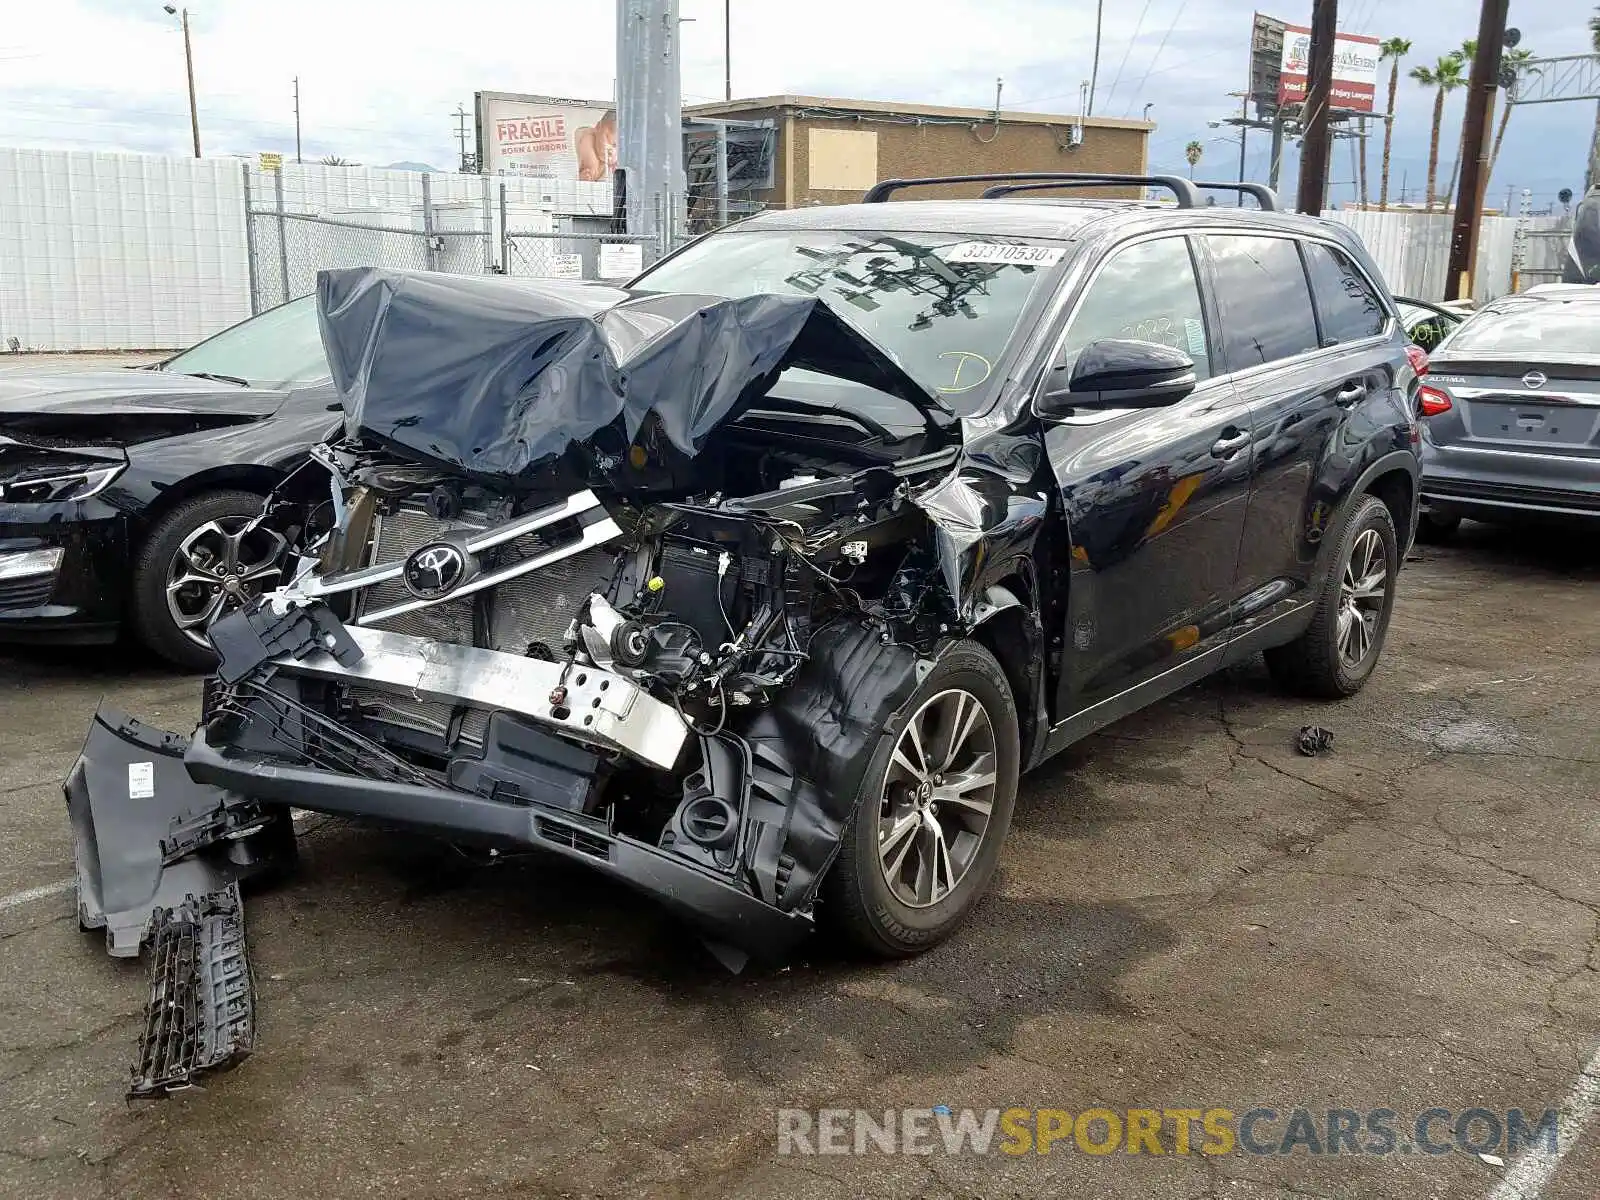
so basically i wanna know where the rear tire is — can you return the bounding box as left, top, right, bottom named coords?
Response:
left=1264, top=494, right=1398, bottom=699
left=130, top=490, right=283, bottom=672
left=822, top=641, right=1019, bottom=957
left=1415, top=510, right=1461, bottom=543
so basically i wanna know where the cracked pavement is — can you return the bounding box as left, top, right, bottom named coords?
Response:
left=0, top=520, right=1595, bottom=1199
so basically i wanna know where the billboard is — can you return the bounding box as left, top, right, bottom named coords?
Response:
left=475, top=91, right=616, bottom=180
left=1249, top=13, right=1287, bottom=107
left=1277, top=23, right=1381, bottom=113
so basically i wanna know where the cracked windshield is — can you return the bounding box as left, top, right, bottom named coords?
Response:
left=637, top=229, right=1068, bottom=412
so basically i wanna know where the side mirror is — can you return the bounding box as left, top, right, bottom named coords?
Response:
left=1039, top=338, right=1197, bottom=415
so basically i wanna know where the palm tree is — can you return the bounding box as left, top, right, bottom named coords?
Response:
left=1487, top=47, right=1538, bottom=184
left=1185, top=140, right=1203, bottom=179
left=1377, top=38, right=1411, bottom=210
left=1591, top=7, right=1598, bottom=51
left=319, top=155, right=357, bottom=167
left=1410, top=55, right=1467, bottom=211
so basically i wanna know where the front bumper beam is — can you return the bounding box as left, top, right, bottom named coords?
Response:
left=266, top=622, right=691, bottom=772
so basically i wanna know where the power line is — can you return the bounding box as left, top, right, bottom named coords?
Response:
left=1102, top=0, right=1155, bottom=110
left=1123, top=0, right=1194, bottom=118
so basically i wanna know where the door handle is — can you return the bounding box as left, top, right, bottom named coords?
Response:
left=1211, top=427, right=1251, bottom=458
left=1335, top=382, right=1368, bottom=408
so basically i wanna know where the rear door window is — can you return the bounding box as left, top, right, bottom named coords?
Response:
left=1205, top=235, right=1321, bottom=372
left=1303, top=242, right=1388, bottom=343
left=1058, top=236, right=1212, bottom=380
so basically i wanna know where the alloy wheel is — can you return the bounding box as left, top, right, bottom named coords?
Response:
left=1336, top=527, right=1387, bottom=668
left=877, top=688, right=997, bottom=909
left=165, top=518, right=286, bottom=649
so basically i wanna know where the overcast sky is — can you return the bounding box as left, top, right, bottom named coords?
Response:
left=0, top=0, right=1589, bottom=208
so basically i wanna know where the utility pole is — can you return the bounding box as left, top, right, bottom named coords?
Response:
left=1089, top=0, right=1103, bottom=115
left=293, top=76, right=302, bottom=164
left=453, top=104, right=475, bottom=173
left=1356, top=114, right=1368, bottom=207
left=1267, top=110, right=1285, bottom=191
left=162, top=6, right=201, bottom=157
left=1294, top=0, right=1336, bottom=214
left=723, top=0, right=731, bottom=101
left=1444, top=0, right=1510, bottom=301
left=616, top=0, right=686, bottom=246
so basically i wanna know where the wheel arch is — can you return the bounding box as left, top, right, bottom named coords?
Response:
left=967, top=561, right=1049, bottom=768
left=128, top=465, right=285, bottom=545
left=1362, top=463, right=1417, bottom=552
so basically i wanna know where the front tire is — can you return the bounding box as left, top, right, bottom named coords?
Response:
left=1264, top=494, right=1399, bottom=699
left=823, top=640, right=1020, bottom=957
left=130, top=490, right=285, bottom=671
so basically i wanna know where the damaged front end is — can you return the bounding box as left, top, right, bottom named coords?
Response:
left=66, top=268, right=1047, bottom=1092
left=176, top=441, right=949, bottom=961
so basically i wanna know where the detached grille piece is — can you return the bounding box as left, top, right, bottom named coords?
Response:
left=129, top=886, right=254, bottom=1099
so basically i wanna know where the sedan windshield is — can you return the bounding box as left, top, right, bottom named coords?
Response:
left=161, top=295, right=329, bottom=388
left=1442, top=300, right=1600, bottom=359
left=634, top=229, right=1067, bottom=414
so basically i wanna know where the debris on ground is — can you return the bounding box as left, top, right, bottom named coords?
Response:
left=1296, top=726, right=1335, bottom=757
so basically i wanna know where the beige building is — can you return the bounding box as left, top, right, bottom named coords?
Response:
left=683, top=94, right=1154, bottom=209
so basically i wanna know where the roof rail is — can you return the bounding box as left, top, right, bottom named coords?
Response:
left=1190, top=181, right=1280, bottom=211
left=862, top=172, right=1202, bottom=208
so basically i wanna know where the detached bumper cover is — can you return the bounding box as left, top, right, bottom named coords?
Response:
left=183, top=724, right=812, bottom=956
left=64, top=700, right=811, bottom=964
left=64, top=705, right=292, bottom=957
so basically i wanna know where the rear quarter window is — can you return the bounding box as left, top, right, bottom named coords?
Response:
left=1303, top=242, right=1388, bottom=343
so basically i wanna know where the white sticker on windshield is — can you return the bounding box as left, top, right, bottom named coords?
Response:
left=128, top=761, right=154, bottom=800
left=1184, top=318, right=1208, bottom=361
left=943, top=242, right=1066, bottom=267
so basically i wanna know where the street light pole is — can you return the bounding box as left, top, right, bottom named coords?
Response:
left=163, top=5, right=201, bottom=158
left=1236, top=94, right=1248, bottom=204
left=723, top=0, right=731, bottom=102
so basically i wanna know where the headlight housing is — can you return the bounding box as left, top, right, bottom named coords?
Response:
left=0, top=463, right=124, bottom=503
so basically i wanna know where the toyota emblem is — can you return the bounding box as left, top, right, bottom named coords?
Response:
left=402, top=542, right=468, bottom=599
left=1522, top=371, right=1548, bottom=390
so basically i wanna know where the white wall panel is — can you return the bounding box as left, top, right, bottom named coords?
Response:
left=0, top=150, right=605, bottom=352
left=0, top=149, right=251, bottom=351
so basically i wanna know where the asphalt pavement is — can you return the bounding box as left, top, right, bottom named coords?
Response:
left=0, top=520, right=1596, bottom=1199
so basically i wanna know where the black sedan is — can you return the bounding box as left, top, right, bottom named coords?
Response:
left=1416, top=285, right=1600, bottom=538
left=0, top=296, right=336, bottom=668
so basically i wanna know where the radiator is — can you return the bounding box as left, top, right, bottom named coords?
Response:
left=344, top=503, right=615, bottom=747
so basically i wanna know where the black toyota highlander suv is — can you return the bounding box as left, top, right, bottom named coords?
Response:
left=69, top=174, right=1424, bottom=1019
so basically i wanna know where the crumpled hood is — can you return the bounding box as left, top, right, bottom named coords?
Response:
left=0, top=370, right=285, bottom=446
left=318, top=267, right=950, bottom=481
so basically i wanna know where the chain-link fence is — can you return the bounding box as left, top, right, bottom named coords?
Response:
left=246, top=170, right=499, bottom=311
left=244, top=169, right=690, bottom=310
left=503, top=229, right=660, bottom=282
